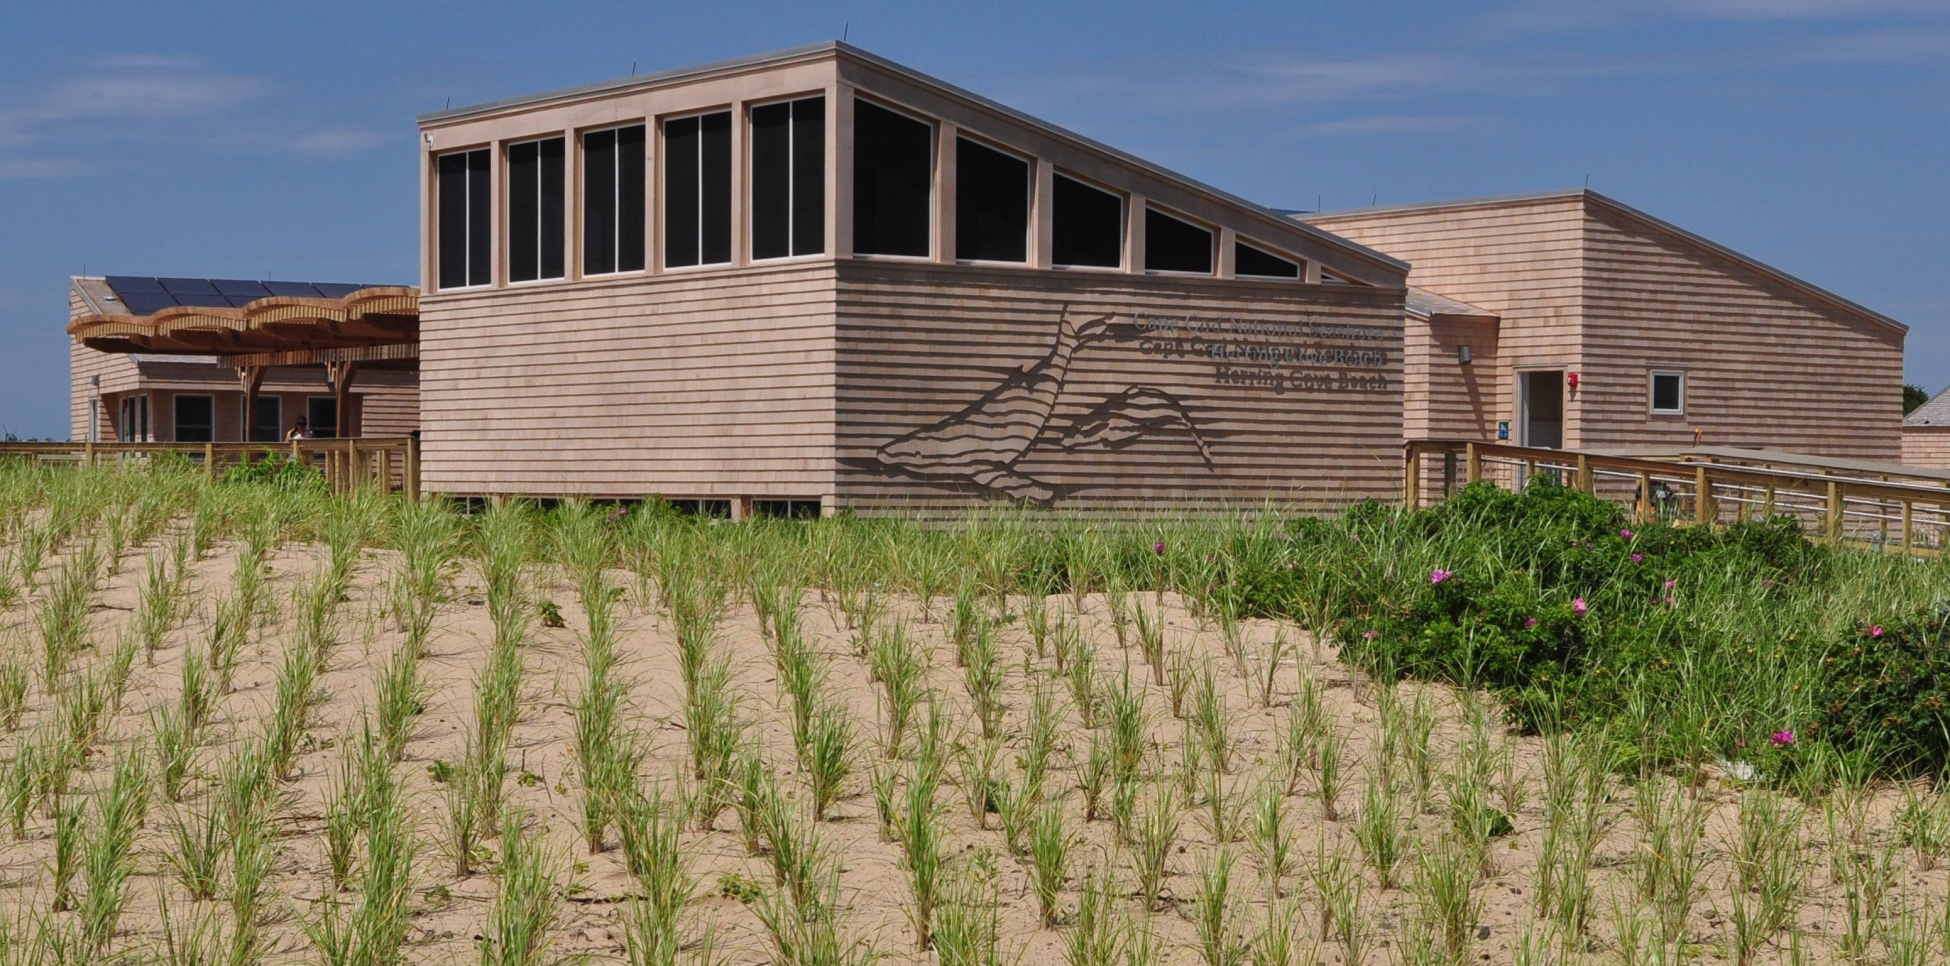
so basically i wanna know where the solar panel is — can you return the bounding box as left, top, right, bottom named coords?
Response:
left=224, top=296, right=259, bottom=308
left=211, top=279, right=273, bottom=299
left=261, top=280, right=323, bottom=297
left=173, top=293, right=231, bottom=309
left=158, top=277, right=219, bottom=295
left=118, top=292, right=180, bottom=315
left=312, top=282, right=362, bottom=298
left=103, top=275, right=166, bottom=295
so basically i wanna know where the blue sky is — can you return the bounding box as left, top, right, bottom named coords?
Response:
left=2, top=0, right=1946, bottom=438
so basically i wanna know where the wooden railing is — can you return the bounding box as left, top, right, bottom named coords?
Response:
left=0, top=437, right=420, bottom=498
left=1405, top=439, right=1950, bottom=553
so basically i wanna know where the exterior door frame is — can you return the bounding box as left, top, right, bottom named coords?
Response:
left=1517, top=367, right=1566, bottom=449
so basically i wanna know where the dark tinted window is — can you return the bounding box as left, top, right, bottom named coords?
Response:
left=174, top=395, right=214, bottom=443
left=1651, top=372, right=1684, bottom=413
left=665, top=112, right=733, bottom=267
left=852, top=100, right=933, bottom=257
left=1145, top=207, right=1212, bottom=274
left=1234, top=241, right=1299, bottom=279
left=508, top=138, right=566, bottom=282
left=584, top=125, right=646, bottom=275
left=436, top=148, right=491, bottom=289
left=955, top=138, right=1029, bottom=263
left=1051, top=174, right=1122, bottom=268
left=751, top=97, right=826, bottom=259
left=250, top=396, right=281, bottom=443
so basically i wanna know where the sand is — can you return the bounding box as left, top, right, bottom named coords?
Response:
left=0, top=528, right=1939, bottom=965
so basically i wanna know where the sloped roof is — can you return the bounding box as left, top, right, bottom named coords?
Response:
left=1299, top=188, right=1906, bottom=335
left=1905, top=386, right=1950, bottom=426
left=421, top=42, right=1408, bottom=281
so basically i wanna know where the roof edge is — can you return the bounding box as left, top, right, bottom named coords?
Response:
left=419, top=42, right=1408, bottom=277
left=418, top=42, right=845, bottom=124
left=1577, top=189, right=1908, bottom=337
left=1302, top=187, right=1907, bottom=336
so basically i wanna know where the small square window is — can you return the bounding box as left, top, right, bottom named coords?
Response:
left=1650, top=370, right=1684, bottom=415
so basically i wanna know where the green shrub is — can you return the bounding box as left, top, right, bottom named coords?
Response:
left=221, top=453, right=326, bottom=491
left=1820, top=616, right=1950, bottom=776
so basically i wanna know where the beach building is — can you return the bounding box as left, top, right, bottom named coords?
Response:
left=411, top=42, right=1410, bottom=514
left=60, top=45, right=1926, bottom=512
left=1302, top=191, right=1908, bottom=468
left=67, top=276, right=420, bottom=444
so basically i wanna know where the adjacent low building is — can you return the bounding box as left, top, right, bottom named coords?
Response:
left=1302, top=190, right=1908, bottom=466
left=67, top=276, right=420, bottom=443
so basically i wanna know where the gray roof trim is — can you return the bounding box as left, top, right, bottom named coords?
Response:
left=1406, top=287, right=1495, bottom=320
left=420, top=42, right=1407, bottom=277
left=1303, top=188, right=1908, bottom=335
left=1904, top=384, right=1950, bottom=426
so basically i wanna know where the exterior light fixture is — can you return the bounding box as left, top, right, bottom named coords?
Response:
left=1566, top=371, right=1580, bottom=390
left=1457, top=345, right=1472, bottom=365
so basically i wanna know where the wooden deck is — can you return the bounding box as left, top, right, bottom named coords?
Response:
left=0, top=437, right=420, bottom=497
left=1407, top=438, right=1950, bottom=554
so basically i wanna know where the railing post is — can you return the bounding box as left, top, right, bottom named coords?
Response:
left=1902, top=499, right=1913, bottom=552
left=1575, top=455, right=1592, bottom=495
left=1694, top=466, right=1712, bottom=527
left=1465, top=443, right=1480, bottom=485
left=1637, top=471, right=1652, bottom=521
left=1826, top=480, right=1843, bottom=544
left=1763, top=484, right=1776, bottom=518
left=204, top=442, right=215, bottom=481
left=405, top=437, right=421, bottom=501
left=1403, top=444, right=1421, bottom=510
left=377, top=447, right=392, bottom=494
left=83, top=441, right=94, bottom=465
left=347, top=438, right=360, bottom=492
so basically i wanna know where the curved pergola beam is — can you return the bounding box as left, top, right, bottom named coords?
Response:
left=68, top=285, right=420, bottom=355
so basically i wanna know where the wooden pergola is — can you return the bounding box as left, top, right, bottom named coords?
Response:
left=69, top=287, right=419, bottom=437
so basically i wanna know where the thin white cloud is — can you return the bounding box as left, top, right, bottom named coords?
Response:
left=287, top=127, right=394, bottom=156
left=0, top=158, right=103, bottom=179
left=0, top=57, right=265, bottom=145
left=85, top=54, right=205, bottom=70
left=1292, top=114, right=1491, bottom=137
left=1481, top=0, right=1950, bottom=35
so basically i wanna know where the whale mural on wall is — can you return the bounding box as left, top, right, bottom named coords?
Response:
left=861, top=308, right=1216, bottom=504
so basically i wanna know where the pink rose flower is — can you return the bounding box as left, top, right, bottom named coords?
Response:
left=1430, top=568, right=1454, bottom=585
left=1870, top=625, right=1885, bottom=638
left=1770, top=730, right=1795, bottom=748
left=1620, top=528, right=1634, bottom=541
left=1631, top=553, right=1644, bottom=564
left=1572, top=598, right=1588, bottom=618
left=1153, top=542, right=1166, bottom=554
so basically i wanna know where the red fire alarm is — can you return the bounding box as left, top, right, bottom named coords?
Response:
left=1566, top=371, right=1580, bottom=391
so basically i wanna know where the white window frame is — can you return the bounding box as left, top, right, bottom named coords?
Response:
left=580, top=122, right=648, bottom=279
left=1649, top=369, right=1686, bottom=416
left=506, top=135, right=567, bottom=285
left=747, top=95, right=827, bottom=264
left=1049, top=171, right=1126, bottom=272
left=660, top=107, right=736, bottom=272
left=173, top=393, right=215, bottom=443
left=849, top=96, right=937, bottom=262
left=434, top=146, right=493, bottom=292
left=1142, top=204, right=1215, bottom=277
left=952, top=133, right=1033, bottom=267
